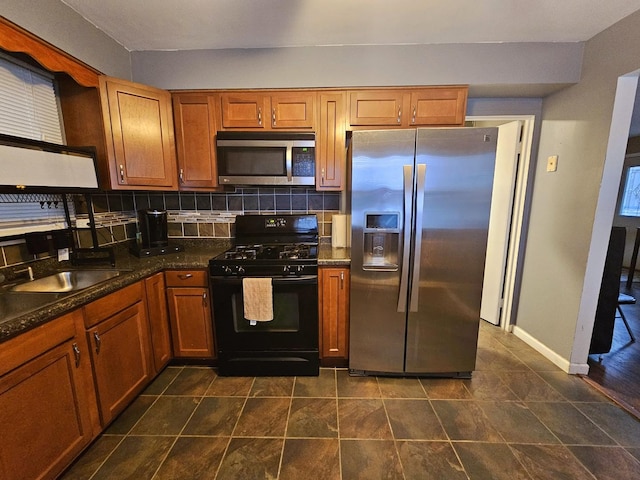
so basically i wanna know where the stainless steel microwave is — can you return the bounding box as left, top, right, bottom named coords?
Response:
left=216, top=132, right=315, bottom=186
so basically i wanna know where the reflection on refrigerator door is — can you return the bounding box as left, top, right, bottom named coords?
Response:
left=349, top=127, right=497, bottom=377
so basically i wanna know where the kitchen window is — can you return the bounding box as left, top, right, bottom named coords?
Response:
left=0, top=53, right=69, bottom=238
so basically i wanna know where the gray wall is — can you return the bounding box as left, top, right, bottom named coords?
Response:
left=131, top=43, right=582, bottom=94
left=515, top=9, right=640, bottom=368
left=2, top=0, right=131, bottom=79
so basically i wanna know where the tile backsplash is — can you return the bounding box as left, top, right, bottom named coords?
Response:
left=0, top=187, right=342, bottom=269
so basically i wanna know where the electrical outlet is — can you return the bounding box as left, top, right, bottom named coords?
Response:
left=547, top=155, right=558, bottom=172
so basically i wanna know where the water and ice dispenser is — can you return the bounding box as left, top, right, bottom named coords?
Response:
left=362, top=213, right=400, bottom=270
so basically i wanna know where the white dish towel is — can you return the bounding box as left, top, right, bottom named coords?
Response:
left=242, top=277, right=274, bottom=322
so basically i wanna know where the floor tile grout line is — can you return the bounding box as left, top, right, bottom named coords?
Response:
left=275, top=377, right=295, bottom=479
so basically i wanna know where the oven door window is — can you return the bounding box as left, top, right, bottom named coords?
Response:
left=211, top=275, right=318, bottom=351
left=231, top=291, right=299, bottom=332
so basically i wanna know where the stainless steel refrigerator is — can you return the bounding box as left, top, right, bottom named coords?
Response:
left=349, top=128, right=497, bottom=377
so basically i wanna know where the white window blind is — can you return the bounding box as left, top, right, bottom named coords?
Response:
left=0, top=56, right=68, bottom=237
left=0, top=54, right=63, bottom=144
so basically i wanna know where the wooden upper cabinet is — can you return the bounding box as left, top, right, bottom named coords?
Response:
left=220, top=91, right=316, bottom=130
left=270, top=92, right=315, bottom=129
left=408, top=88, right=467, bottom=126
left=349, top=90, right=405, bottom=126
left=101, top=77, right=178, bottom=189
left=317, top=92, right=346, bottom=190
left=348, top=86, right=468, bottom=128
left=59, top=75, right=178, bottom=191
left=172, top=93, right=219, bottom=190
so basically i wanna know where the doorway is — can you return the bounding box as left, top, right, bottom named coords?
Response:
left=467, top=116, right=535, bottom=331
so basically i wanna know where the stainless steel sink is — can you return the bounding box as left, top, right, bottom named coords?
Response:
left=10, top=269, right=124, bottom=293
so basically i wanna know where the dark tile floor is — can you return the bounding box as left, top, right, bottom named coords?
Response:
left=61, top=322, right=640, bottom=479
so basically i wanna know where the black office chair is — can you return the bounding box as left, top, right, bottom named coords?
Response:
left=617, top=293, right=637, bottom=342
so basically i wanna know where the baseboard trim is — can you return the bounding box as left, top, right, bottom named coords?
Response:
left=512, top=326, right=589, bottom=374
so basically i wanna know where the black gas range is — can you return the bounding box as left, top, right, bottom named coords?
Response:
left=209, top=214, right=320, bottom=376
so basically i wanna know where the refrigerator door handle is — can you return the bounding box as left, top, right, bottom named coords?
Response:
left=397, top=165, right=413, bottom=313
left=409, top=163, right=427, bottom=312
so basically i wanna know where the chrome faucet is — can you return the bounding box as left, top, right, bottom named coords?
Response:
left=15, top=266, right=34, bottom=281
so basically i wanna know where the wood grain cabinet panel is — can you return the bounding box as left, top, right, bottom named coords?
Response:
left=173, top=93, right=220, bottom=190
left=166, top=270, right=215, bottom=359
left=84, top=282, right=153, bottom=427
left=220, top=92, right=270, bottom=129
left=220, top=91, right=316, bottom=130
left=0, top=310, right=97, bottom=480
left=59, top=75, right=177, bottom=191
left=317, top=92, right=346, bottom=190
left=349, top=90, right=405, bottom=126
left=86, top=300, right=153, bottom=427
left=319, top=267, right=350, bottom=364
left=348, top=87, right=467, bottom=128
left=145, top=272, right=172, bottom=371
left=408, top=88, right=467, bottom=126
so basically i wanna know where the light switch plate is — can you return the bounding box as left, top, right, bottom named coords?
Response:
left=547, top=155, right=558, bottom=172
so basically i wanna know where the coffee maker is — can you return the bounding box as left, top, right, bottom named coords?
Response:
left=139, top=209, right=168, bottom=248
left=132, top=209, right=182, bottom=257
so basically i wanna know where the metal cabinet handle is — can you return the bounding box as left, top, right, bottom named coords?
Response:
left=93, top=331, right=101, bottom=354
left=178, top=273, right=193, bottom=280
left=272, top=108, right=276, bottom=126
left=119, top=164, right=125, bottom=183
left=257, top=107, right=262, bottom=126
left=202, top=291, right=208, bottom=306
left=73, top=343, right=81, bottom=367
left=321, top=167, right=325, bottom=185
left=412, top=106, right=416, bottom=124
left=397, top=107, right=402, bottom=123
left=340, top=271, right=344, bottom=289
left=179, top=168, right=184, bottom=183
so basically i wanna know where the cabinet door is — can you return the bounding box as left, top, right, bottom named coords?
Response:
left=348, top=90, right=404, bottom=126
left=408, top=87, right=467, bottom=126
left=316, top=92, right=346, bottom=190
left=270, top=92, right=315, bottom=129
left=88, top=301, right=153, bottom=426
left=101, top=76, right=178, bottom=189
left=220, top=92, right=269, bottom=129
left=0, top=313, right=95, bottom=480
left=167, top=287, right=215, bottom=358
left=319, top=267, right=350, bottom=361
left=145, top=272, right=172, bottom=372
left=173, top=93, right=219, bottom=189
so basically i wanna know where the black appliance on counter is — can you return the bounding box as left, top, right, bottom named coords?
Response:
left=132, top=209, right=183, bottom=257
left=209, top=214, right=319, bottom=376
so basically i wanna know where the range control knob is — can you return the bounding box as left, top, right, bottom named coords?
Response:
left=223, top=266, right=232, bottom=275
left=237, top=266, right=245, bottom=275
left=283, top=265, right=291, bottom=275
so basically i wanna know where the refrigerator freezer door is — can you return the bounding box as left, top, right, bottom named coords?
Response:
left=349, top=129, right=416, bottom=373
left=405, top=128, right=497, bottom=373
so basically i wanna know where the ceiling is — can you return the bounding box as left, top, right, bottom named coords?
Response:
left=61, top=0, right=640, bottom=52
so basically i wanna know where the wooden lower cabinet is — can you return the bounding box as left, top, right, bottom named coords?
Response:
left=319, top=266, right=350, bottom=365
left=84, top=282, right=154, bottom=427
left=145, top=272, right=172, bottom=371
left=165, top=270, right=215, bottom=358
left=0, top=310, right=98, bottom=480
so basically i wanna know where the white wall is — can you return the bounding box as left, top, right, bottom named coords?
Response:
left=514, top=10, right=640, bottom=372
left=2, top=0, right=131, bottom=79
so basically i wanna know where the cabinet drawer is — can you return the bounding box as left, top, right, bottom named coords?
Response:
left=165, top=270, right=208, bottom=287
left=84, top=281, right=144, bottom=328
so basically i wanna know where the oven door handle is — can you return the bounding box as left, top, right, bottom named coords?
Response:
left=211, top=275, right=318, bottom=285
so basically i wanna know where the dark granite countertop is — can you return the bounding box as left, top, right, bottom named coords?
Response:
left=0, top=239, right=230, bottom=344
left=0, top=238, right=350, bottom=344
left=318, top=241, right=351, bottom=266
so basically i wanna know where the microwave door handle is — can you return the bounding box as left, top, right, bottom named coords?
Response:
left=286, top=143, right=293, bottom=182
